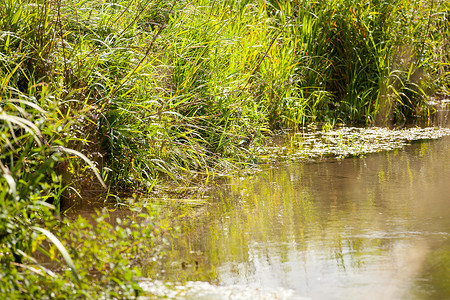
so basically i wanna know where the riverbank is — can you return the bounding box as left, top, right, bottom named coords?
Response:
left=1, top=0, right=449, bottom=298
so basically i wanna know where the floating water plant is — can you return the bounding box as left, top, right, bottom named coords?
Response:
left=259, top=127, right=450, bottom=162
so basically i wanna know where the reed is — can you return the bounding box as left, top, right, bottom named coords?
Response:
left=1, top=0, right=449, bottom=297
left=3, top=0, right=446, bottom=191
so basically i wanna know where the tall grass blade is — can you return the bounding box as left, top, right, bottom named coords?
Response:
left=32, top=226, right=81, bottom=287
left=0, top=161, right=16, bottom=196
left=51, top=146, right=107, bottom=189
left=0, top=113, right=43, bottom=146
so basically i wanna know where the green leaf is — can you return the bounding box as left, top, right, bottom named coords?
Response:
left=32, top=226, right=81, bottom=287
left=51, top=146, right=107, bottom=189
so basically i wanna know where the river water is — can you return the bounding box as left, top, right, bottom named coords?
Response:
left=139, top=112, right=450, bottom=299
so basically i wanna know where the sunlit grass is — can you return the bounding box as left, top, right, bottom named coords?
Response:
left=1, top=0, right=449, bottom=298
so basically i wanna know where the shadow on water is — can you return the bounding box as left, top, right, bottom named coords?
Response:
left=140, top=111, right=450, bottom=299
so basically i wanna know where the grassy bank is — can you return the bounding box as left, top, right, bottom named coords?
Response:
left=1, top=0, right=449, bottom=298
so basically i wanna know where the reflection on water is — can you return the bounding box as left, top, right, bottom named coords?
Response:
left=144, top=134, right=450, bottom=299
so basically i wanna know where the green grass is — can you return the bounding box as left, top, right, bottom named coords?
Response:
left=1, top=0, right=449, bottom=298
left=3, top=0, right=447, bottom=191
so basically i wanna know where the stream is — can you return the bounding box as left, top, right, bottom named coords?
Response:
left=138, top=111, right=450, bottom=299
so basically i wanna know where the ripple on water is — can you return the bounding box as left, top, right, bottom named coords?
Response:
left=138, top=279, right=310, bottom=300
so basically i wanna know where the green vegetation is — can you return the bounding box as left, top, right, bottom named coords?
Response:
left=1, top=0, right=449, bottom=298
left=260, top=126, right=450, bottom=161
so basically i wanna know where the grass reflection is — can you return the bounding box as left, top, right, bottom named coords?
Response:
left=151, top=136, right=450, bottom=299
left=413, top=241, right=450, bottom=299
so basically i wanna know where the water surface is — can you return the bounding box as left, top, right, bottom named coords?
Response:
left=142, top=130, right=450, bottom=299
left=138, top=109, right=450, bottom=299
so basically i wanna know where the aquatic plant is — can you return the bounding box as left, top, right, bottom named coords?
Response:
left=1, top=0, right=449, bottom=297
left=259, top=126, right=450, bottom=162
left=3, top=0, right=447, bottom=190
